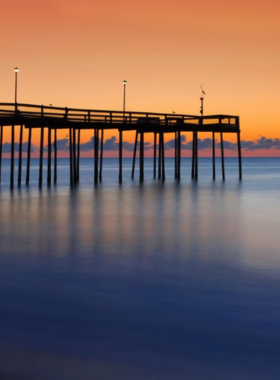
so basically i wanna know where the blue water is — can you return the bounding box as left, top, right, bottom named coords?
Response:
left=1, top=157, right=280, bottom=379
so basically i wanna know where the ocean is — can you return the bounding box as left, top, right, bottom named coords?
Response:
left=0, top=157, right=280, bottom=379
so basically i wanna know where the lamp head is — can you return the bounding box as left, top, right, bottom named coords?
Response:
left=122, top=80, right=127, bottom=86
left=14, top=67, right=19, bottom=73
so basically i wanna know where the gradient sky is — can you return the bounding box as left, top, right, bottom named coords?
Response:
left=1, top=0, right=280, bottom=155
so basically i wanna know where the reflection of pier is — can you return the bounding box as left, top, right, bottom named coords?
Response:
left=0, top=103, right=242, bottom=187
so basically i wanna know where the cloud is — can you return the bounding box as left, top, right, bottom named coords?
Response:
left=3, top=136, right=280, bottom=155
left=241, top=137, right=280, bottom=151
left=80, top=137, right=94, bottom=152
left=56, top=138, right=69, bottom=151
left=223, top=140, right=237, bottom=151
left=99, top=136, right=151, bottom=152
left=2, top=142, right=36, bottom=153
left=164, top=136, right=213, bottom=151
left=103, top=136, right=119, bottom=151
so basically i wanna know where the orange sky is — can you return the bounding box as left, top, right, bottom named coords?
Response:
left=1, top=0, right=280, bottom=155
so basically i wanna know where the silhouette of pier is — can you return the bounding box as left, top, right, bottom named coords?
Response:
left=0, top=103, right=242, bottom=187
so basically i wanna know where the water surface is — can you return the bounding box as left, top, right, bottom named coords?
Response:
left=1, top=158, right=280, bottom=379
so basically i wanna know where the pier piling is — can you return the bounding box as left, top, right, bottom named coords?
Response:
left=39, top=127, right=44, bottom=187
left=94, top=129, right=99, bottom=185
left=0, top=126, right=3, bottom=183
left=99, top=129, right=104, bottom=182
left=54, top=128, right=57, bottom=184
left=237, top=130, right=242, bottom=180
left=26, top=128, right=32, bottom=185
left=73, top=128, right=77, bottom=183
left=139, top=132, right=144, bottom=182
left=77, top=129, right=81, bottom=182
left=131, top=131, right=138, bottom=179
left=194, top=132, right=198, bottom=181
left=158, top=132, right=162, bottom=180
left=212, top=132, right=216, bottom=180
left=220, top=132, right=225, bottom=181
left=17, top=124, right=23, bottom=186
left=191, top=132, right=195, bottom=180
left=47, top=127, right=52, bottom=186
left=153, top=133, right=157, bottom=179
left=10, top=125, right=15, bottom=188
left=161, top=133, right=165, bottom=182
left=69, top=127, right=73, bottom=185
left=119, top=130, right=123, bottom=184
left=178, top=131, right=181, bottom=180
left=175, top=132, right=178, bottom=179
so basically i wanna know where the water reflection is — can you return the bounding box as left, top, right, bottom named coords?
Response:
left=1, top=158, right=280, bottom=379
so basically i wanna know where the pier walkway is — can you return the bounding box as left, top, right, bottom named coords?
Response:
left=0, top=103, right=242, bottom=187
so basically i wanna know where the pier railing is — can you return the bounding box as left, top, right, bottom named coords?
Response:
left=0, top=103, right=239, bottom=130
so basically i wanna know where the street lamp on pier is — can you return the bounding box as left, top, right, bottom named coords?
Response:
left=122, top=80, right=127, bottom=116
left=14, top=67, right=19, bottom=106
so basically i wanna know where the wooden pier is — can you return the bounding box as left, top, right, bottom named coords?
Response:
left=0, top=103, right=242, bottom=187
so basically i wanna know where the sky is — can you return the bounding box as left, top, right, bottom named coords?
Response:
left=1, top=0, right=280, bottom=156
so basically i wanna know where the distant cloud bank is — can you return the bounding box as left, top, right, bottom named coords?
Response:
left=2, top=136, right=280, bottom=153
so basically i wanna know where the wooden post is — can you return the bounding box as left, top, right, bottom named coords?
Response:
left=39, top=127, right=44, bottom=186
left=119, top=129, right=123, bottom=183
left=0, top=126, right=3, bottom=183
left=139, top=132, right=144, bottom=182
left=54, top=128, right=57, bottom=184
left=10, top=125, right=15, bottom=187
left=18, top=124, right=23, bottom=186
left=174, top=131, right=178, bottom=179
left=153, top=132, right=157, bottom=179
left=26, top=127, right=32, bottom=185
left=212, top=131, right=216, bottom=180
left=77, top=129, right=81, bottom=182
left=195, top=132, right=198, bottom=181
left=178, top=131, right=181, bottom=180
left=191, top=132, right=195, bottom=179
left=131, top=131, right=138, bottom=179
left=220, top=132, right=225, bottom=181
left=237, top=131, right=242, bottom=180
left=72, top=127, right=77, bottom=183
left=47, top=127, right=52, bottom=185
left=99, top=129, right=104, bottom=182
left=94, top=129, right=99, bottom=185
left=158, top=132, right=162, bottom=180
left=69, top=127, right=73, bottom=185
left=161, top=133, right=165, bottom=182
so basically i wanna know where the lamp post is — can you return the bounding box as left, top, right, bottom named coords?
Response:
left=122, top=80, right=127, bottom=115
left=119, top=80, right=127, bottom=183
left=14, top=67, right=19, bottom=106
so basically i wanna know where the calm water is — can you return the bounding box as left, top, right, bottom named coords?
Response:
left=1, top=157, right=280, bottom=380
